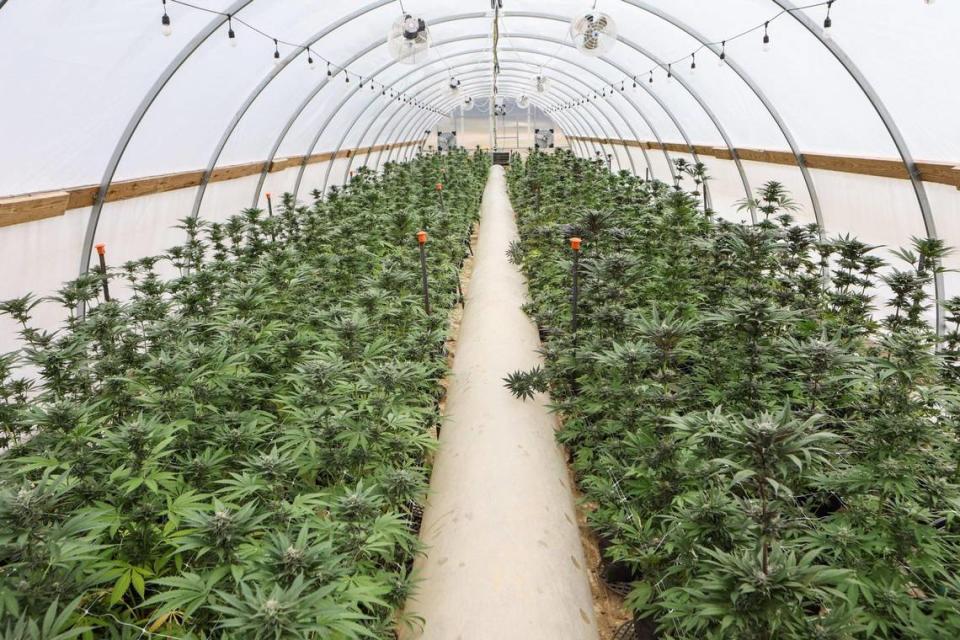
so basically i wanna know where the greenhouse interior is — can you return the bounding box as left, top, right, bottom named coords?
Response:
left=2, top=0, right=960, bottom=638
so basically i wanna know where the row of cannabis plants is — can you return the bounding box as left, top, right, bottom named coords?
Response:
left=0, top=149, right=489, bottom=638
left=505, top=150, right=960, bottom=639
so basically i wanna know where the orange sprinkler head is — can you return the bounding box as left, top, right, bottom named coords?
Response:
left=95, top=243, right=106, bottom=256
left=417, top=230, right=428, bottom=245
left=570, top=237, right=582, bottom=252
left=265, top=192, right=272, bottom=198
left=435, top=182, right=443, bottom=191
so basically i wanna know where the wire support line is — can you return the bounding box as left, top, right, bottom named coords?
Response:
left=163, top=0, right=442, bottom=112
left=547, top=0, right=841, bottom=112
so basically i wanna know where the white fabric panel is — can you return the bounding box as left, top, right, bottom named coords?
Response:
left=260, top=167, right=302, bottom=204
left=197, top=173, right=262, bottom=222
left=115, top=1, right=401, bottom=181
left=703, top=158, right=752, bottom=224
left=739, top=160, right=816, bottom=226
left=595, top=0, right=896, bottom=156
left=91, top=187, right=199, bottom=288
left=809, top=0, right=960, bottom=163
left=927, top=183, right=960, bottom=304
left=0, top=208, right=89, bottom=358
left=0, top=0, right=235, bottom=194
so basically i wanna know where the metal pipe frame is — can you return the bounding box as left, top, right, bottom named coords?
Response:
left=361, top=75, right=596, bottom=167
left=269, top=31, right=695, bottom=202
left=770, top=0, right=943, bottom=332
left=372, top=92, right=586, bottom=173
left=298, top=71, right=626, bottom=199
left=499, top=13, right=750, bottom=212
left=287, top=64, right=610, bottom=199
left=270, top=20, right=757, bottom=209
left=258, top=34, right=643, bottom=206
left=190, top=0, right=396, bottom=220
left=77, top=0, right=255, bottom=312
left=314, top=72, right=619, bottom=198
left=79, top=1, right=936, bottom=323
left=359, top=73, right=601, bottom=175
left=333, top=62, right=641, bottom=187
left=342, top=50, right=661, bottom=179
left=372, top=79, right=589, bottom=173
left=390, top=87, right=564, bottom=166
left=611, top=1, right=821, bottom=229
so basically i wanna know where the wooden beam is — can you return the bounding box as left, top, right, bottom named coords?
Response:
left=0, top=141, right=427, bottom=230
left=567, top=136, right=960, bottom=189
left=0, top=191, right=71, bottom=226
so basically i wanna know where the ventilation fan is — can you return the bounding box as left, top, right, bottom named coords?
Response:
left=570, top=11, right=618, bottom=57
left=494, top=105, right=507, bottom=117
left=517, top=95, right=530, bottom=109
left=462, top=95, right=475, bottom=112
left=535, top=75, right=550, bottom=94
left=448, top=78, right=461, bottom=96
left=388, top=14, right=431, bottom=64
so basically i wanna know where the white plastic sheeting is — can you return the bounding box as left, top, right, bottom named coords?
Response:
left=0, top=0, right=958, bottom=354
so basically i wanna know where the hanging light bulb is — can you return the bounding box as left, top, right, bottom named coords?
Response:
left=649, top=71, right=654, bottom=84
left=822, top=1, right=834, bottom=39
left=227, top=15, right=236, bottom=47
left=307, top=50, right=316, bottom=70
left=160, top=0, right=172, bottom=36
left=690, top=53, right=697, bottom=75
left=632, top=76, right=637, bottom=89
left=762, top=22, right=771, bottom=52
left=273, top=39, right=282, bottom=67
left=718, top=40, right=726, bottom=66
left=666, top=63, right=673, bottom=83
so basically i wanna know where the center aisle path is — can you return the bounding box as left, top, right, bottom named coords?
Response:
left=402, top=166, right=599, bottom=640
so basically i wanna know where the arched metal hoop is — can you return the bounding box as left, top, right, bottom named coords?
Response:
left=768, top=0, right=943, bottom=333
left=316, top=64, right=640, bottom=194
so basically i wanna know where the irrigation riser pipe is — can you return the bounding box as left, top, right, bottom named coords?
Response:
left=95, top=243, right=111, bottom=302
left=417, top=230, right=431, bottom=316
left=570, top=236, right=582, bottom=399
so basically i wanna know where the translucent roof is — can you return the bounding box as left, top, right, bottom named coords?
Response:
left=1, top=0, right=956, bottom=192
left=0, top=0, right=959, bottom=344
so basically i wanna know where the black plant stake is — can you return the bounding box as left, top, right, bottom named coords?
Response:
left=265, top=192, right=274, bottom=217
left=95, top=243, right=111, bottom=302
left=418, top=230, right=431, bottom=315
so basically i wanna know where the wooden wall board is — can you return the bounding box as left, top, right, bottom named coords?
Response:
left=0, top=140, right=426, bottom=229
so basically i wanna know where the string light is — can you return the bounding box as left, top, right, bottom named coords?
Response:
left=822, top=1, right=833, bottom=39
left=307, top=49, right=316, bottom=70
left=163, top=0, right=858, bottom=119
left=160, top=0, right=172, bottom=36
